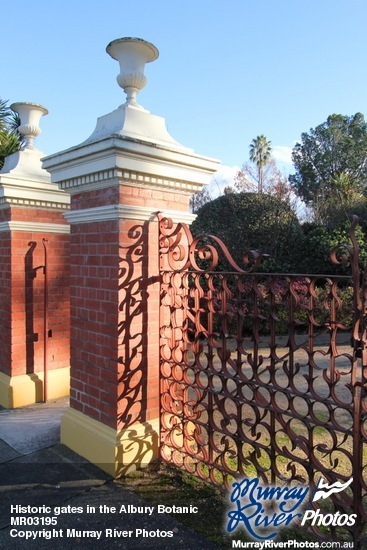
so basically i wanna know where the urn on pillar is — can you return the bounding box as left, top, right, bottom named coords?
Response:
left=106, top=37, right=159, bottom=108
left=83, top=36, right=189, bottom=148
left=11, top=102, right=48, bottom=149
left=1, top=102, right=51, bottom=178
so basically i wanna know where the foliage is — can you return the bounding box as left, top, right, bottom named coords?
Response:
left=289, top=113, right=367, bottom=217
left=0, top=99, right=22, bottom=170
left=249, top=134, right=272, bottom=193
left=312, top=173, right=367, bottom=228
left=191, top=192, right=304, bottom=272
left=222, top=276, right=354, bottom=336
left=299, top=219, right=367, bottom=275
left=190, top=136, right=290, bottom=212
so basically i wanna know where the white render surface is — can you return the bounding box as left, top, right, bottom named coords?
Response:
left=2, top=147, right=52, bottom=183
left=0, top=221, right=70, bottom=233
left=0, top=103, right=70, bottom=210
left=64, top=204, right=196, bottom=224
left=42, top=135, right=220, bottom=194
left=84, top=103, right=192, bottom=152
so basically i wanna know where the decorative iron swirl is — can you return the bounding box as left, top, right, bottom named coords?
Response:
left=330, top=215, right=360, bottom=272
left=189, top=235, right=263, bottom=273
left=158, top=213, right=265, bottom=273
left=158, top=215, right=193, bottom=270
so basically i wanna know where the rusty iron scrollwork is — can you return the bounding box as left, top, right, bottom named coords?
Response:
left=158, top=214, right=264, bottom=273
left=159, top=214, right=367, bottom=546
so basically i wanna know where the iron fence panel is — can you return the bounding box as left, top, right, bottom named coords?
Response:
left=158, top=215, right=367, bottom=546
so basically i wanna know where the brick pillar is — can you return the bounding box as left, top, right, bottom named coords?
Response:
left=0, top=103, right=70, bottom=407
left=43, top=37, right=220, bottom=476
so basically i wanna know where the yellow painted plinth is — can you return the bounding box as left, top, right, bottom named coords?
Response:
left=0, top=367, right=70, bottom=408
left=61, top=407, right=160, bottom=478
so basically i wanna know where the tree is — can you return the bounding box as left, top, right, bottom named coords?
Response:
left=236, top=157, right=292, bottom=202
left=311, top=171, right=367, bottom=227
left=0, top=100, right=22, bottom=170
left=289, top=113, right=367, bottom=220
left=249, top=135, right=272, bottom=193
left=191, top=192, right=304, bottom=272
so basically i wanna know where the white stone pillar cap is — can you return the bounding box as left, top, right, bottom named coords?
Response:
left=0, top=102, right=70, bottom=211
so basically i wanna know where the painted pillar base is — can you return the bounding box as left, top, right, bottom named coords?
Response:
left=61, top=407, right=160, bottom=478
left=0, top=367, right=70, bottom=408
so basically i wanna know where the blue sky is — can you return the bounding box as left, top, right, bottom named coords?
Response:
left=2, top=0, right=367, bottom=177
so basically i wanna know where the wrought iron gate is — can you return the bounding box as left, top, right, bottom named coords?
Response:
left=158, top=215, right=367, bottom=546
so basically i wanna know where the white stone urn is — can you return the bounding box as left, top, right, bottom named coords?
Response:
left=10, top=102, right=48, bottom=149
left=106, top=37, right=159, bottom=108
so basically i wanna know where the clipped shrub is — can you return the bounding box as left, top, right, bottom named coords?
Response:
left=191, top=193, right=304, bottom=273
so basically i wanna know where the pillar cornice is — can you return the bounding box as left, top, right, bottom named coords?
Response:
left=51, top=166, right=211, bottom=196
left=42, top=135, right=220, bottom=195
left=64, top=204, right=196, bottom=224
left=0, top=172, right=70, bottom=210
left=0, top=220, right=70, bottom=233
left=0, top=104, right=70, bottom=212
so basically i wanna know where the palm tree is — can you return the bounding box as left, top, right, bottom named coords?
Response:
left=249, top=134, right=272, bottom=193
left=0, top=99, right=22, bottom=170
